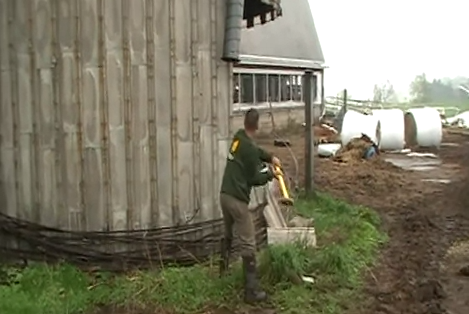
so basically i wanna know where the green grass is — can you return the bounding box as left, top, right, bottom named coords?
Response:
left=260, top=193, right=387, bottom=314
left=0, top=193, right=387, bottom=314
left=0, top=262, right=244, bottom=314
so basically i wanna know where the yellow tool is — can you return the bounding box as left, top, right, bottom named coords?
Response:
left=275, top=166, right=294, bottom=206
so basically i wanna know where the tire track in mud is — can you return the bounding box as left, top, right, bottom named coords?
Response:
left=365, top=206, right=452, bottom=314
left=263, top=131, right=469, bottom=314
left=356, top=134, right=469, bottom=314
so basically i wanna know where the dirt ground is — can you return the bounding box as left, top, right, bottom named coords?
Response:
left=258, top=129, right=469, bottom=314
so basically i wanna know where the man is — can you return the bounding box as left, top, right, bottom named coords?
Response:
left=219, top=108, right=281, bottom=304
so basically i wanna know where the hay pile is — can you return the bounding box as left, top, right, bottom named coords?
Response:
left=333, top=134, right=377, bottom=163
left=314, top=125, right=339, bottom=144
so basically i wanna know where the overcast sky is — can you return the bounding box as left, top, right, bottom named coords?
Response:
left=310, top=0, right=468, bottom=99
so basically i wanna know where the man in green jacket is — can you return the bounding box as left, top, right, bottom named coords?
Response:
left=220, top=108, right=281, bottom=304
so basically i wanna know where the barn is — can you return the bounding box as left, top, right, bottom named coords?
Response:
left=0, top=0, right=323, bottom=265
left=0, top=0, right=281, bottom=236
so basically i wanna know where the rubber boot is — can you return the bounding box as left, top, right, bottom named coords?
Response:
left=242, top=255, right=267, bottom=304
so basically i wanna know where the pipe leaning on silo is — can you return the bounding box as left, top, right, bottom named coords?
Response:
left=222, top=0, right=244, bottom=63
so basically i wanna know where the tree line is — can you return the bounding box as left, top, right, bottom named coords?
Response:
left=372, top=74, right=469, bottom=106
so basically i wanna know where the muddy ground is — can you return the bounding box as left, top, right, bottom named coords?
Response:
left=258, top=130, right=469, bottom=314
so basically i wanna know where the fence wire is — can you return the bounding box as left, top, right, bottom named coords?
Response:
left=0, top=211, right=268, bottom=271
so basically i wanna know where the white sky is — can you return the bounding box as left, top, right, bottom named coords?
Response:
left=310, top=0, right=468, bottom=99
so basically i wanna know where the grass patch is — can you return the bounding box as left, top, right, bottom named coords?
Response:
left=0, top=193, right=386, bottom=314
left=259, top=193, right=387, bottom=314
left=0, top=262, right=244, bottom=314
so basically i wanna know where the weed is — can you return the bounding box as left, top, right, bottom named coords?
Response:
left=0, top=193, right=386, bottom=314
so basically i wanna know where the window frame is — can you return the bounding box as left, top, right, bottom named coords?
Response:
left=232, top=68, right=324, bottom=113
left=233, top=68, right=307, bottom=112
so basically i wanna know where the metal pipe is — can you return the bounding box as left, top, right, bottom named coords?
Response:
left=320, top=69, right=325, bottom=119
left=221, top=0, right=245, bottom=63
left=304, top=71, right=314, bottom=194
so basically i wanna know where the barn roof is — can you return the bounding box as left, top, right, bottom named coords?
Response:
left=240, top=0, right=325, bottom=69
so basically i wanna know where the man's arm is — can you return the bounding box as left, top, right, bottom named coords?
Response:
left=244, top=145, right=274, bottom=186
left=257, top=146, right=273, bottom=163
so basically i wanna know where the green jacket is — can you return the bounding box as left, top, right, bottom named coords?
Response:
left=220, top=129, right=274, bottom=204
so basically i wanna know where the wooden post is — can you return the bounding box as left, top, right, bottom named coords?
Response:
left=304, top=71, right=314, bottom=194
left=321, top=69, right=325, bottom=115
left=343, top=89, right=348, bottom=111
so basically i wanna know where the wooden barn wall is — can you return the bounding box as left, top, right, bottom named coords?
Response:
left=0, top=0, right=232, bottom=231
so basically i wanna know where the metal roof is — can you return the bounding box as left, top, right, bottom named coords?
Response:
left=240, top=0, right=325, bottom=68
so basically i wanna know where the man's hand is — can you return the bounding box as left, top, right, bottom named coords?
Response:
left=270, top=165, right=283, bottom=179
left=271, top=156, right=281, bottom=167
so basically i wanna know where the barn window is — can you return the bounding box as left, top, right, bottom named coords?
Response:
left=268, top=74, right=280, bottom=102
left=292, top=75, right=302, bottom=101
left=233, top=73, right=240, bottom=103
left=232, top=69, right=315, bottom=110
left=255, top=74, right=267, bottom=103
left=280, top=75, right=292, bottom=101
left=311, top=72, right=323, bottom=104
left=240, top=74, right=254, bottom=103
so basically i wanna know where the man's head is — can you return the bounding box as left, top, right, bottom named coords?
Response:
left=244, top=108, right=260, bottom=135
